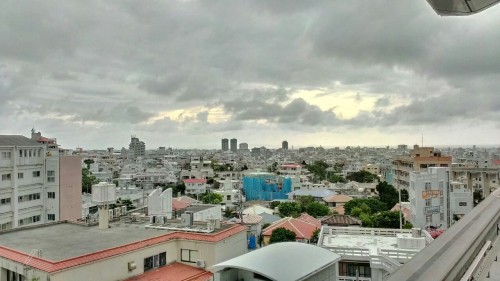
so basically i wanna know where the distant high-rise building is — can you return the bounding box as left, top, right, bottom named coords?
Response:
left=282, top=140, right=288, bottom=150
left=239, top=143, right=249, bottom=150
left=230, top=138, right=238, bottom=153
left=129, top=136, right=145, bottom=157
left=221, top=138, right=229, bottom=151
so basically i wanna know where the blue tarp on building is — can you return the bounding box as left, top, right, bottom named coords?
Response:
left=243, top=175, right=292, bottom=201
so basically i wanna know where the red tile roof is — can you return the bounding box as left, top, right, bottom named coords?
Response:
left=0, top=225, right=246, bottom=273
left=297, top=213, right=321, bottom=228
left=323, top=194, right=353, bottom=203
left=173, top=200, right=191, bottom=211
left=125, top=262, right=212, bottom=281
left=262, top=215, right=319, bottom=240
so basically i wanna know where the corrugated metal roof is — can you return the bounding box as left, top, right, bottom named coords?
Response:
left=211, top=242, right=341, bottom=281
left=0, top=135, right=43, bottom=146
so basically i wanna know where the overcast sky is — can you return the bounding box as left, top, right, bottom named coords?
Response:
left=1, top=1, right=500, bottom=150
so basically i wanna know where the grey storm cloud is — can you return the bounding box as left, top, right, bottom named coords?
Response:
left=1, top=0, right=500, bottom=148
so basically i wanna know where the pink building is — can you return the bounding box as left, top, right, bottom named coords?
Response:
left=59, top=155, right=83, bottom=221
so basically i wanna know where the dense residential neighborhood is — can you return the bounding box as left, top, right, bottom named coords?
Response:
left=1, top=131, right=499, bottom=280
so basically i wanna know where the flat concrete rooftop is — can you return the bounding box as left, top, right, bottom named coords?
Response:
left=0, top=220, right=232, bottom=261
left=322, top=234, right=400, bottom=251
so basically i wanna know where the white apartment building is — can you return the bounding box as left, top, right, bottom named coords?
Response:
left=409, top=167, right=447, bottom=229
left=318, top=226, right=433, bottom=281
left=408, top=167, right=471, bottom=230
left=0, top=134, right=82, bottom=231
left=0, top=136, right=46, bottom=230
left=183, top=178, right=207, bottom=196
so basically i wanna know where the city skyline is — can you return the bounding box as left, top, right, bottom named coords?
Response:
left=1, top=1, right=500, bottom=150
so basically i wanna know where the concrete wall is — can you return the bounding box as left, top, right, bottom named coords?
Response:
left=59, top=155, right=82, bottom=221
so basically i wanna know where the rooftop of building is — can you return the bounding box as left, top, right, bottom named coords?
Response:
left=212, top=242, right=341, bottom=281
left=185, top=204, right=218, bottom=213
left=0, top=220, right=245, bottom=272
left=320, top=226, right=430, bottom=253
left=125, top=262, right=212, bottom=281
left=0, top=135, right=43, bottom=146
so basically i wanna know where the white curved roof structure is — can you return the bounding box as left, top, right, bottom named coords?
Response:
left=211, top=242, right=341, bottom=281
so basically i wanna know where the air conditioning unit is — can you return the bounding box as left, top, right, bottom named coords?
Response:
left=121, top=206, right=127, bottom=215
left=115, top=207, right=121, bottom=217
left=180, top=213, right=192, bottom=227
left=196, top=260, right=205, bottom=268
left=108, top=209, right=114, bottom=219
left=150, top=216, right=156, bottom=224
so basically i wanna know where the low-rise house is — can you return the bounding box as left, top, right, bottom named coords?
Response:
left=321, top=214, right=361, bottom=227
left=242, top=204, right=275, bottom=216
left=287, top=189, right=336, bottom=201
left=323, top=194, right=353, bottom=207
left=183, top=178, right=207, bottom=196
left=262, top=213, right=320, bottom=245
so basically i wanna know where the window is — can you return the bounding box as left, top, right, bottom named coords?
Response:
left=18, top=172, right=24, bottom=179
left=1, top=221, right=12, bottom=230
left=226, top=195, right=231, bottom=200
left=47, top=214, right=55, bottom=221
left=33, top=171, right=40, bottom=177
left=181, top=249, right=198, bottom=263
left=425, top=199, right=431, bottom=206
left=440, top=213, right=444, bottom=222
left=424, top=182, right=431, bottom=190
left=426, top=215, right=432, bottom=224
left=18, top=215, right=41, bottom=226
left=1, top=198, right=11, bottom=205
left=18, top=193, right=41, bottom=202
left=459, top=202, right=467, bottom=206
left=1, top=151, right=11, bottom=159
left=338, top=262, right=371, bottom=278
left=19, top=150, right=23, bottom=158
left=2, top=174, right=11, bottom=181
left=48, top=192, right=56, bottom=199
left=144, top=252, right=167, bottom=272
left=47, top=170, right=55, bottom=182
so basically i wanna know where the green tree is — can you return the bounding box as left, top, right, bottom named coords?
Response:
left=401, top=189, right=409, bottom=202
left=376, top=182, right=399, bottom=209
left=278, top=202, right=302, bottom=217
left=269, top=201, right=281, bottom=210
left=82, top=168, right=98, bottom=193
left=262, top=223, right=271, bottom=230
left=344, top=198, right=387, bottom=215
left=305, top=202, right=330, bottom=218
left=346, top=170, right=379, bottom=183
left=296, top=196, right=315, bottom=212
left=112, top=170, right=120, bottom=179
left=371, top=211, right=401, bottom=229
left=112, top=179, right=119, bottom=187
left=307, top=160, right=329, bottom=182
left=83, top=159, right=94, bottom=169
left=267, top=162, right=278, bottom=173
left=328, top=174, right=347, bottom=183
left=200, top=192, right=223, bottom=204
left=269, top=227, right=296, bottom=244
left=309, top=229, right=320, bottom=244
